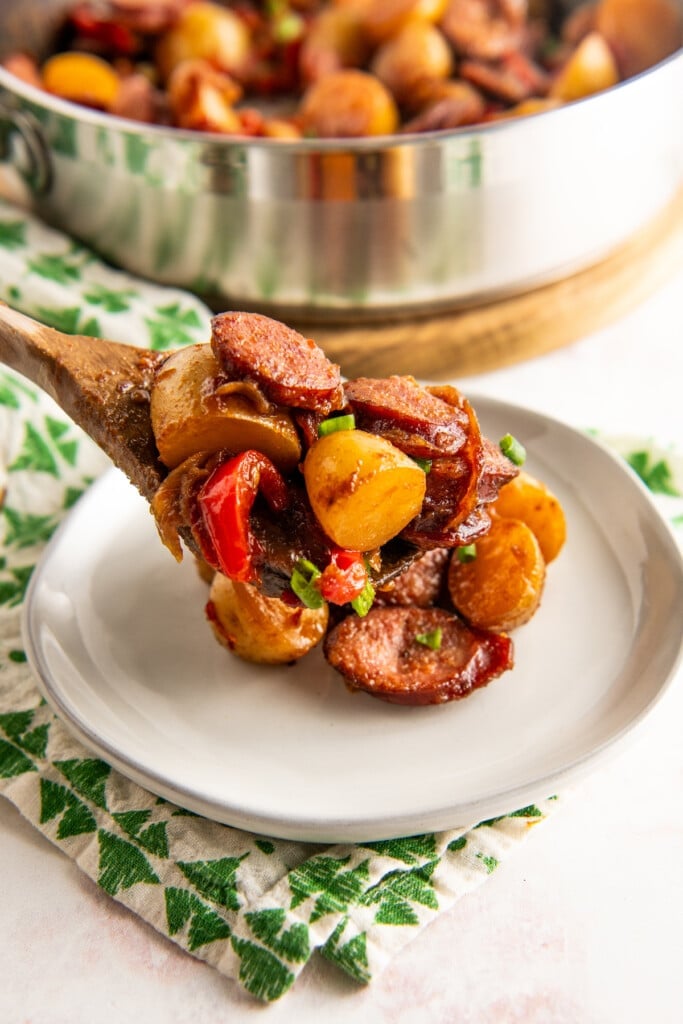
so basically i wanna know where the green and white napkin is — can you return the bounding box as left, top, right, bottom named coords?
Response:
left=0, top=197, right=681, bottom=1001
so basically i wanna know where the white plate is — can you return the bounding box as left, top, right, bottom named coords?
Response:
left=22, top=397, right=683, bottom=843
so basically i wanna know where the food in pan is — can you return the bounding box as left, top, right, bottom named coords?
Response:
left=149, top=311, right=566, bottom=704
left=3, top=0, right=681, bottom=136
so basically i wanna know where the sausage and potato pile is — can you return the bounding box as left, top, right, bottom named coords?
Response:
left=3, top=0, right=681, bottom=137
left=149, top=310, right=566, bottom=705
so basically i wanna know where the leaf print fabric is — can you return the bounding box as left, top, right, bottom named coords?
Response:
left=0, top=197, right=211, bottom=351
left=0, top=198, right=681, bottom=1001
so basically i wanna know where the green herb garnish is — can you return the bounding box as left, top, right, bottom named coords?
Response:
left=412, top=456, right=432, bottom=474
left=290, top=558, right=323, bottom=609
left=499, top=433, right=526, bottom=466
left=318, top=413, right=356, bottom=437
left=415, top=627, right=443, bottom=651
left=456, top=543, right=477, bottom=563
left=272, top=11, right=303, bottom=44
left=351, top=578, right=375, bottom=617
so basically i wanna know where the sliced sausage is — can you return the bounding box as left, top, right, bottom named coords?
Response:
left=477, top=436, right=519, bottom=502
left=375, top=549, right=450, bottom=607
left=108, top=0, right=187, bottom=35
left=324, top=606, right=513, bottom=705
left=344, top=375, right=472, bottom=458
left=441, top=0, right=525, bottom=61
left=401, top=453, right=483, bottom=548
left=211, top=312, right=344, bottom=415
left=460, top=52, right=549, bottom=105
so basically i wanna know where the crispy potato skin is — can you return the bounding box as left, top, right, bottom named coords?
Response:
left=300, top=69, right=400, bottom=137
left=303, top=428, right=426, bottom=550
left=151, top=344, right=301, bottom=471
left=492, top=471, right=567, bottom=563
left=448, top=516, right=546, bottom=632
left=549, top=31, right=619, bottom=101
left=207, top=574, right=329, bottom=664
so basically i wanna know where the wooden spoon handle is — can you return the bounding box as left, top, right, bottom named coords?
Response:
left=0, top=303, right=166, bottom=499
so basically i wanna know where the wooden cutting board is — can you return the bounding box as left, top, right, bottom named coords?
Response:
left=301, top=185, right=683, bottom=381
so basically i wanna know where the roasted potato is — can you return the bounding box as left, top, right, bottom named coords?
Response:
left=207, top=574, right=329, bottom=664
left=492, top=471, right=566, bottom=563
left=155, top=1, right=250, bottom=81
left=42, top=52, right=120, bottom=109
left=549, top=31, right=619, bottom=101
left=303, top=428, right=427, bottom=550
left=150, top=344, right=301, bottom=470
left=448, top=516, right=546, bottom=632
left=371, top=22, right=454, bottom=105
left=299, top=7, right=370, bottom=84
left=360, top=0, right=449, bottom=41
left=300, top=69, right=400, bottom=137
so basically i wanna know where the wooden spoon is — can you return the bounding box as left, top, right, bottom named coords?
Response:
left=0, top=302, right=167, bottom=500
left=0, top=304, right=421, bottom=586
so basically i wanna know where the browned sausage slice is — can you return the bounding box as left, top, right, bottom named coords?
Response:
left=375, top=549, right=450, bottom=607
left=324, top=606, right=513, bottom=705
left=344, top=375, right=471, bottom=458
left=211, top=312, right=344, bottom=415
left=477, top=436, right=519, bottom=501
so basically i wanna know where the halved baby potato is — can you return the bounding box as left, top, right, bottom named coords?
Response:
left=549, top=31, right=619, bottom=102
left=207, top=573, right=329, bottom=664
left=492, top=470, right=566, bottom=563
left=448, top=516, right=546, bottom=632
left=303, top=428, right=427, bottom=550
left=150, top=344, right=301, bottom=470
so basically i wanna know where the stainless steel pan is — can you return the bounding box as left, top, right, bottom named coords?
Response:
left=0, top=0, right=681, bottom=320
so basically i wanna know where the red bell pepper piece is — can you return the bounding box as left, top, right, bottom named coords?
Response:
left=318, top=549, right=368, bottom=605
left=69, top=3, right=140, bottom=56
left=197, top=451, right=288, bottom=584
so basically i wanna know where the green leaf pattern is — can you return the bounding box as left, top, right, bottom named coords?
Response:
left=0, top=197, right=210, bottom=353
left=0, top=199, right=680, bottom=1001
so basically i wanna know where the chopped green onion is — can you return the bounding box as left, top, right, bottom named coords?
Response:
left=290, top=558, right=324, bottom=609
left=351, top=578, right=375, bottom=617
left=456, top=543, right=477, bottom=563
left=272, top=11, right=303, bottom=44
left=415, top=627, right=443, bottom=651
left=318, top=413, right=356, bottom=437
left=499, top=433, right=527, bottom=466
left=412, top=456, right=432, bottom=474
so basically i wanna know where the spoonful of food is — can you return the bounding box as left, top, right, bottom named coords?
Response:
left=0, top=302, right=534, bottom=704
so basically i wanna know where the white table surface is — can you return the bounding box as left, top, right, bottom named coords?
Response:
left=1, top=262, right=682, bottom=1023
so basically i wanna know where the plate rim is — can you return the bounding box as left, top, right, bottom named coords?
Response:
left=21, top=395, right=683, bottom=842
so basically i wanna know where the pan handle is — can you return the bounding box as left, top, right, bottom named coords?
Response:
left=0, top=98, right=52, bottom=195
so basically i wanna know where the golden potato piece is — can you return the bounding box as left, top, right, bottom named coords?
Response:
left=43, top=52, right=120, bottom=109
left=155, top=1, right=250, bottom=81
left=549, top=31, right=619, bottom=102
left=303, top=428, right=427, bottom=550
left=361, top=0, right=449, bottom=41
left=371, top=22, right=454, bottom=105
left=300, top=69, right=399, bottom=137
left=492, top=471, right=566, bottom=563
left=207, top=574, right=329, bottom=664
left=299, top=7, right=370, bottom=84
left=150, top=344, right=301, bottom=470
left=448, top=517, right=546, bottom=632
